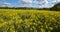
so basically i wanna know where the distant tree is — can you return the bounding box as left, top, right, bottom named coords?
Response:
left=50, top=2, right=60, bottom=11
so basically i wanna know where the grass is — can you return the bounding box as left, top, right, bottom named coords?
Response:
left=0, top=9, right=60, bottom=32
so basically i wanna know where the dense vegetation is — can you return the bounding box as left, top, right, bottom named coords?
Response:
left=0, top=9, right=60, bottom=32
left=50, top=3, right=60, bottom=11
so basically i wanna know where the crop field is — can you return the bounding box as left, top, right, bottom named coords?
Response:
left=0, top=9, right=60, bottom=32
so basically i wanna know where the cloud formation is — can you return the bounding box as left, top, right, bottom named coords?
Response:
left=0, top=2, right=13, bottom=7
left=21, top=0, right=60, bottom=8
left=33, top=0, right=48, bottom=5
left=22, top=0, right=32, bottom=4
left=0, top=0, right=60, bottom=8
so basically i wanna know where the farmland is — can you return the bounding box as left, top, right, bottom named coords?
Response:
left=0, top=9, right=60, bottom=32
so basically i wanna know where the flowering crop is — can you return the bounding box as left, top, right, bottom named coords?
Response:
left=0, top=9, right=60, bottom=32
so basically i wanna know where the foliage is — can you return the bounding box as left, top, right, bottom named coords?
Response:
left=0, top=9, right=60, bottom=32
left=50, top=3, right=60, bottom=11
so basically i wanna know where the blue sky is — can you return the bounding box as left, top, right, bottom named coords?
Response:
left=0, top=0, right=60, bottom=8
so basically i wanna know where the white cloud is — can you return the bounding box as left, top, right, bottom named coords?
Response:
left=56, top=0, right=60, bottom=2
left=3, top=2, right=11, bottom=5
left=0, top=0, right=60, bottom=8
left=0, top=2, right=14, bottom=7
left=22, top=0, right=32, bottom=4
left=20, top=0, right=48, bottom=8
left=33, top=0, right=48, bottom=5
left=20, top=0, right=60, bottom=8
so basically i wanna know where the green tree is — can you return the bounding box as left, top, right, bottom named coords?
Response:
left=50, top=3, right=60, bottom=11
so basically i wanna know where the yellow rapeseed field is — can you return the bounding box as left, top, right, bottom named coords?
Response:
left=0, top=9, right=60, bottom=32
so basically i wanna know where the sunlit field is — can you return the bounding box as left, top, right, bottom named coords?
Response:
left=0, top=9, right=60, bottom=32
